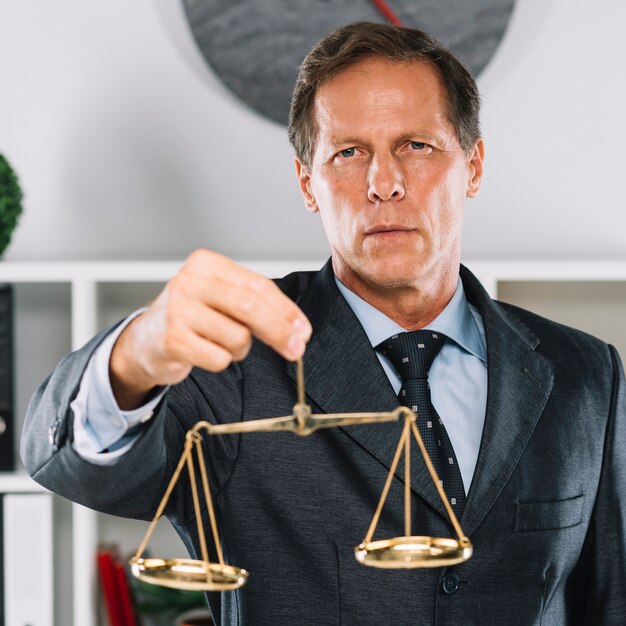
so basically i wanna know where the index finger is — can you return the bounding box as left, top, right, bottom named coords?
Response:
left=191, top=251, right=313, bottom=360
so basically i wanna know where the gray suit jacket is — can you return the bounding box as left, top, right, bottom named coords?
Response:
left=21, top=262, right=626, bottom=625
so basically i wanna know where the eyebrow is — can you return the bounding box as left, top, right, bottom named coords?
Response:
left=328, top=131, right=442, bottom=147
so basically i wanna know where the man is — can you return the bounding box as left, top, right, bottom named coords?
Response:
left=22, top=22, right=625, bottom=625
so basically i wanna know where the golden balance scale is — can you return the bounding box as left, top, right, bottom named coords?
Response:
left=129, top=359, right=472, bottom=591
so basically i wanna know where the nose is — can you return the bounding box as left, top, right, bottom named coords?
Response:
left=367, top=155, right=405, bottom=203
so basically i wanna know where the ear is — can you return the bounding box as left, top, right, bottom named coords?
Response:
left=466, top=138, right=485, bottom=198
left=294, top=158, right=319, bottom=213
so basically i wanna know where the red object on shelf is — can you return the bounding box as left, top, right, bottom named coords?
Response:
left=371, top=0, right=404, bottom=26
left=97, top=547, right=137, bottom=626
left=97, top=550, right=125, bottom=626
left=114, top=562, right=137, bottom=626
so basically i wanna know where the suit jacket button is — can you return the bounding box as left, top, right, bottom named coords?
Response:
left=442, top=573, right=460, bottom=595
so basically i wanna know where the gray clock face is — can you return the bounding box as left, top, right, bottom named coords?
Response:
left=182, top=0, right=516, bottom=125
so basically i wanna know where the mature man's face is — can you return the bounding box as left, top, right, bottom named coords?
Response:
left=296, top=57, right=484, bottom=297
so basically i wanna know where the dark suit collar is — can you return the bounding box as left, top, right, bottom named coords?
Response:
left=289, top=259, right=399, bottom=417
left=288, top=261, right=554, bottom=537
left=460, top=265, right=540, bottom=350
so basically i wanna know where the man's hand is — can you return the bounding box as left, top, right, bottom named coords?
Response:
left=109, top=249, right=313, bottom=409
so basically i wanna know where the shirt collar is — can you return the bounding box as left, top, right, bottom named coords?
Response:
left=335, top=275, right=486, bottom=362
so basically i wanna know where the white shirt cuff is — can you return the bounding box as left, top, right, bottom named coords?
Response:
left=71, top=309, right=168, bottom=465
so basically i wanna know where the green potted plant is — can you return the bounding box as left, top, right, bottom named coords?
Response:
left=0, top=154, right=23, bottom=258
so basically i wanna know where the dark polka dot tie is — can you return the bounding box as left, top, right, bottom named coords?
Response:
left=376, top=330, right=466, bottom=517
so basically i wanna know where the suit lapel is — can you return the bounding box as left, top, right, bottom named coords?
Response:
left=287, top=261, right=397, bottom=417
left=459, top=266, right=554, bottom=537
left=287, top=261, right=459, bottom=519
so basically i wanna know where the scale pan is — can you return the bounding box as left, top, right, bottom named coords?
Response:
left=129, top=557, right=249, bottom=591
left=355, top=536, right=472, bottom=569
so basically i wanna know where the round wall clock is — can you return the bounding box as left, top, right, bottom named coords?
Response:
left=182, top=0, right=516, bottom=126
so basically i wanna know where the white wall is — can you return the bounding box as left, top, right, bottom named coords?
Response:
left=0, top=0, right=624, bottom=262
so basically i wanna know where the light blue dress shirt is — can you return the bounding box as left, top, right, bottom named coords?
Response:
left=74, top=276, right=488, bottom=491
left=335, top=277, right=487, bottom=492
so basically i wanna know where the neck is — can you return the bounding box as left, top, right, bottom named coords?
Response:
left=334, top=261, right=459, bottom=331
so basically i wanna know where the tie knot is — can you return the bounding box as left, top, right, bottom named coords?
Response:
left=376, top=330, right=447, bottom=381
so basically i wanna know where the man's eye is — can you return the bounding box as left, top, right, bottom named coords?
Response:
left=410, top=141, right=427, bottom=150
left=339, top=148, right=356, bottom=158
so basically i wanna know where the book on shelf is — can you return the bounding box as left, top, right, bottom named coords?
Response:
left=0, top=496, right=4, bottom=626
left=97, top=546, right=137, bottom=626
left=0, top=285, right=14, bottom=472
left=2, top=492, right=53, bottom=626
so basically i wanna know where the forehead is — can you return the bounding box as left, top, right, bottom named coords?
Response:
left=313, top=57, right=452, bottom=141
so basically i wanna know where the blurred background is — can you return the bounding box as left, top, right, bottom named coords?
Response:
left=0, top=0, right=624, bottom=263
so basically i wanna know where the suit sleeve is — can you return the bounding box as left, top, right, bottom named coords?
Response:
left=19, top=326, right=180, bottom=521
left=20, top=321, right=243, bottom=526
left=582, top=344, right=626, bottom=624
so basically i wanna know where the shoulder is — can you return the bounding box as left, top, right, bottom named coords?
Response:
left=496, top=299, right=618, bottom=371
left=463, top=264, right=618, bottom=369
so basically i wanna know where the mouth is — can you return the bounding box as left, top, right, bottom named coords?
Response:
left=365, top=225, right=415, bottom=236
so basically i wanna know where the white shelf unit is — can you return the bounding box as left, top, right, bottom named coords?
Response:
left=0, top=472, right=49, bottom=493
left=1, top=259, right=625, bottom=626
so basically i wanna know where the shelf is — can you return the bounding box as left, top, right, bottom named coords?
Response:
left=469, top=259, right=626, bottom=280
left=0, top=259, right=326, bottom=283
left=0, top=471, right=47, bottom=493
